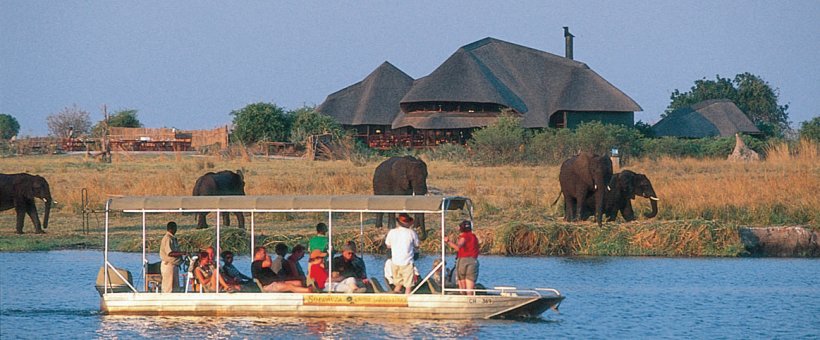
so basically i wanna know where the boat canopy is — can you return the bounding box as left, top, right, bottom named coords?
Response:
left=107, top=195, right=470, bottom=213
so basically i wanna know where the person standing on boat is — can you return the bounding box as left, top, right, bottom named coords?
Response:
left=385, top=213, right=420, bottom=294
left=159, top=221, right=184, bottom=293
left=445, top=220, right=479, bottom=295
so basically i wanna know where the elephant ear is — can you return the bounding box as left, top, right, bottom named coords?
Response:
left=13, top=176, right=34, bottom=199
left=620, top=171, right=635, bottom=198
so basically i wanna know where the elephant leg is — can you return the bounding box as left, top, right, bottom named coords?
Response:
left=234, top=212, right=245, bottom=229
left=375, top=213, right=384, bottom=228
left=27, top=203, right=44, bottom=234
left=197, top=213, right=208, bottom=229
left=222, top=212, right=231, bottom=227
left=387, top=213, right=396, bottom=229
left=414, top=213, right=426, bottom=241
left=563, top=197, right=575, bottom=222
left=622, top=202, right=636, bottom=222
left=15, top=206, right=26, bottom=234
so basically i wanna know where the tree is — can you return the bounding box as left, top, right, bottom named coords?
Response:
left=47, top=104, right=92, bottom=138
left=289, top=106, right=342, bottom=144
left=0, top=113, right=20, bottom=140
left=230, top=102, right=292, bottom=144
left=666, top=73, right=790, bottom=138
left=92, top=109, right=142, bottom=137
left=799, top=116, right=820, bottom=143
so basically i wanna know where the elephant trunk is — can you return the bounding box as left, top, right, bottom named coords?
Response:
left=42, top=197, right=52, bottom=229
left=645, top=195, right=659, bottom=218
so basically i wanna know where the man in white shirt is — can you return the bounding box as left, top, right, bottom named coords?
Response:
left=384, top=213, right=420, bottom=294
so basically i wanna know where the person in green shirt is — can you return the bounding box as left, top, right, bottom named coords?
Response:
left=308, top=222, right=328, bottom=253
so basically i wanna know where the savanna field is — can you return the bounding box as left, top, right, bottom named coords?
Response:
left=1, top=141, right=818, bottom=256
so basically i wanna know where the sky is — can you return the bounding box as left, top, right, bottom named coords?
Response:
left=2, top=1, right=818, bottom=137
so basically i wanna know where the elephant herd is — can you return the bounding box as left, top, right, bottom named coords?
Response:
left=555, top=152, right=659, bottom=226
left=2, top=153, right=658, bottom=234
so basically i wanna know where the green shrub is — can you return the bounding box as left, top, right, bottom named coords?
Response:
left=467, top=113, right=528, bottom=165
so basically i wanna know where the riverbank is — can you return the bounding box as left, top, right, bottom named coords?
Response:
left=2, top=218, right=816, bottom=257
left=2, top=152, right=817, bottom=255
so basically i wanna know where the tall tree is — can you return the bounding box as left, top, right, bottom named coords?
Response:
left=0, top=113, right=21, bottom=140
left=230, top=102, right=292, bottom=144
left=46, top=104, right=92, bottom=138
left=666, top=73, right=790, bottom=138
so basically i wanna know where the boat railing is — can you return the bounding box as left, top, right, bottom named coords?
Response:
left=442, top=286, right=562, bottom=298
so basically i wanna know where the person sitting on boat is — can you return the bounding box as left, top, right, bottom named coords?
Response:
left=385, top=213, right=420, bottom=294
left=159, top=221, right=185, bottom=293
left=383, top=258, right=419, bottom=291
left=331, top=241, right=368, bottom=288
left=283, top=244, right=308, bottom=284
left=220, top=250, right=251, bottom=285
left=431, top=258, right=457, bottom=289
left=194, top=251, right=240, bottom=292
left=270, top=243, right=288, bottom=276
left=308, top=223, right=329, bottom=253
left=444, top=220, right=480, bottom=295
left=308, top=249, right=363, bottom=293
left=251, top=246, right=313, bottom=293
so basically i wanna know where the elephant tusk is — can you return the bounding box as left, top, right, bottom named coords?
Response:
left=650, top=197, right=659, bottom=201
left=607, top=185, right=611, bottom=191
left=594, top=184, right=598, bottom=190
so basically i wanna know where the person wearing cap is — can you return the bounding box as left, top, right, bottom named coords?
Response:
left=385, top=213, right=420, bottom=294
left=308, top=249, right=362, bottom=293
left=444, top=220, right=480, bottom=295
left=331, top=241, right=368, bottom=288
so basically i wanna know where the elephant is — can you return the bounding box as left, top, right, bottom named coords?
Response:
left=0, top=173, right=52, bottom=234
left=580, top=170, right=659, bottom=222
left=192, top=170, right=245, bottom=229
left=557, top=152, right=613, bottom=226
left=373, top=156, right=429, bottom=240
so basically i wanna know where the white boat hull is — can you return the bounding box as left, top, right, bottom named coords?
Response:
left=101, top=292, right=563, bottom=319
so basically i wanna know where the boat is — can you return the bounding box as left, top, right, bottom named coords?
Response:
left=98, top=195, right=564, bottom=319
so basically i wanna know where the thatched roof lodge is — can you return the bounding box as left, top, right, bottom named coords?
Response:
left=652, top=99, right=762, bottom=138
left=318, top=36, right=641, bottom=148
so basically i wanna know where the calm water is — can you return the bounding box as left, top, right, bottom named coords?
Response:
left=1, top=250, right=818, bottom=339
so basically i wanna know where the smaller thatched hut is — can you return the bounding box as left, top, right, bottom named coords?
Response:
left=652, top=99, right=761, bottom=138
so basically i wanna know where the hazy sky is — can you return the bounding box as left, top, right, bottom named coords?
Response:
left=2, top=1, right=818, bottom=136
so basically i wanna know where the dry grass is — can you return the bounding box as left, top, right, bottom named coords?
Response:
left=0, top=140, right=817, bottom=254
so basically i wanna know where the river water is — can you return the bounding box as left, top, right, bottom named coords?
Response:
left=1, top=250, right=818, bottom=339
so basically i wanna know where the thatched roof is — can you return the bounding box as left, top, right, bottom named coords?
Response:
left=392, top=37, right=642, bottom=129
left=652, top=99, right=761, bottom=138
left=316, top=61, right=413, bottom=126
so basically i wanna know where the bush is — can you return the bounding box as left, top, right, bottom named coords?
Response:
left=467, top=113, right=528, bottom=165
left=230, top=102, right=292, bottom=144
left=424, top=143, right=469, bottom=162
left=799, top=116, right=820, bottom=143
left=289, top=106, right=342, bottom=144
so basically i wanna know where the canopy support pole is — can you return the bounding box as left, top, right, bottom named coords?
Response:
left=216, top=209, right=221, bottom=293
left=142, top=211, right=146, bottom=292
left=327, top=210, right=333, bottom=293
left=250, top=211, right=255, bottom=260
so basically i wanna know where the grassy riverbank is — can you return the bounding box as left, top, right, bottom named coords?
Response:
left=1, top=146, right=817, bottom=255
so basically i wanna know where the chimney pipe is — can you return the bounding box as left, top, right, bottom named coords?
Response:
left=563, top=26, right=574, bottom=60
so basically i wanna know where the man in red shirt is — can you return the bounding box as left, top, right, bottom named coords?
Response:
left=444, top=220, right=479, bottom=295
